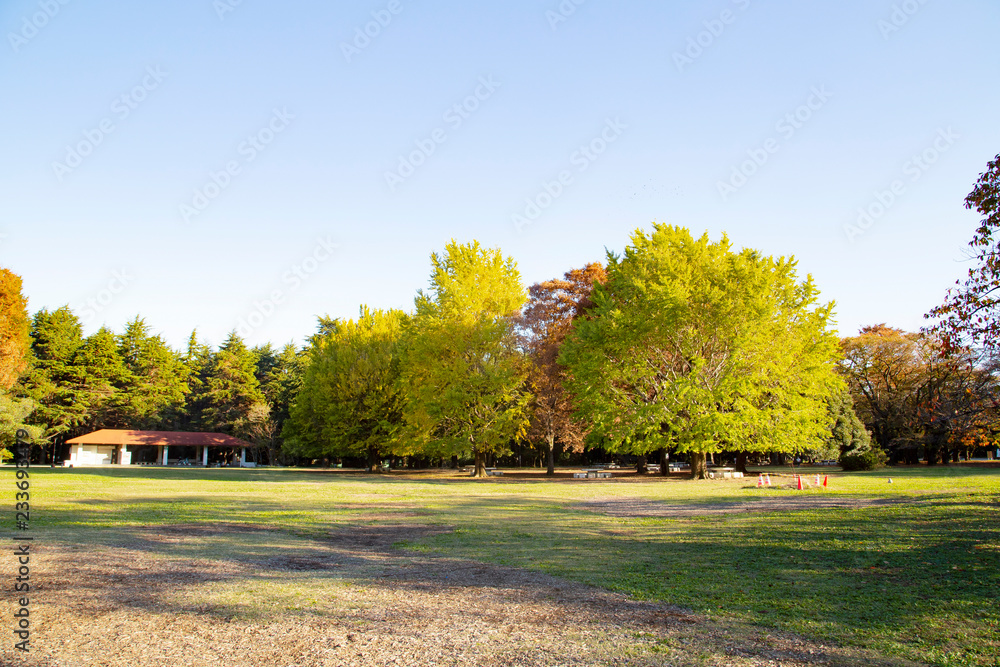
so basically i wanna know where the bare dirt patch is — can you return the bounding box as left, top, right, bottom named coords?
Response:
left=578, top=496, right=909, bottom=518
left=5, top=523, right=925, bottom=667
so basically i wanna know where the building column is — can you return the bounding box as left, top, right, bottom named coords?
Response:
left=202, top=446, right=209, bottom=466
left=162, top=445, right=169, bottom=466
left=239, top=447, right=246, bottom=467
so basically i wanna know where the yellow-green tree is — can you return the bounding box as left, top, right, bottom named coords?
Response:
left=560, top=225, right=842, bottom=479
left=284, top=307, right=408, bottom=470
left=400, top=241, right=531, bottom=477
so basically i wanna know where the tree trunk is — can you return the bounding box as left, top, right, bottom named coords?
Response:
left=690, top=452, right=708, bottom=479
left=636, top=455, right=648, bottom=474
left=546, top=434, right=555, bottom=476
left=473, top=448, right=487, bottom=478
left=659, top=449, right=669, bottom=476
left=451, top=455, right=459, bottom=469
left=367, top=447, right=380, bottom=473
left=925, top=444, right=937, bottom=466
left=735, top=452, right=748, bottom=475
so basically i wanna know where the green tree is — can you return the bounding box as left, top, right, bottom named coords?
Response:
left=203, top=331, right=265, bottom=437
left=256, top=342, right=305, bottom=464
left=17, top=307, right=90, bottom=441
left=179, top=330, right=214, bottom=431
left=115, top=318, right=189, bottom=429
left=73, top=327, right=132, bottom=429
left=284, top=308, right=407, bottom=470
left=825, top=390, right=872, bottom=459
left=560, top=225, right=842, bottom=479
left=400, top=241, right=532, bottom=477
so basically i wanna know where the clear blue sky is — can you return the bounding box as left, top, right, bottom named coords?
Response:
left=2, top=0, right=998, bottom=350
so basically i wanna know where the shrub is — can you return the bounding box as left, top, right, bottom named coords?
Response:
left=839, top=448, right=888, bottom=471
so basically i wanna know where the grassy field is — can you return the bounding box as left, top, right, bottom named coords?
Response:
left=12, top=464, right=1000, bottom=666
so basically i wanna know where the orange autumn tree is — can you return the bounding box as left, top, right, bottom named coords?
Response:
left=0, top=268, right=30, bottom=390
left=518, top=263, right=605, bottom=474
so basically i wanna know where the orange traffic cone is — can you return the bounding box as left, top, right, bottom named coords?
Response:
left=757, top=474, right=764, bottom=488
left=796, top=475, right=803, bottom=490
left=765, top=473, right=772, bottom=486
left=823, top=475, right=828, bottom=488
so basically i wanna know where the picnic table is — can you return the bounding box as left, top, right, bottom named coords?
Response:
left=573, top=469, right=612, bottom=479
left=707, top=467, right=744, bottom=479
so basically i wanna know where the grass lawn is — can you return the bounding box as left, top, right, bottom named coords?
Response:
left=11, top=464, right=1000, bottom=666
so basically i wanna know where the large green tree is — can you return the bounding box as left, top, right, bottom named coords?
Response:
left=202, top=332, right=265, bottom=437
left=401, top=241, right=532, bottom=477
left=17, top=307, right=90, bottom=441
left=73, top=327, right=132, bottom=429
left=560, top=225, right=842, bottom=479
left=115, top=318, right=189, bottom=429
left=284, top=309, right=407, bottom=469
left=251, top=342, right=305, bottom=464
left=179, top=331, right=214, bottom=431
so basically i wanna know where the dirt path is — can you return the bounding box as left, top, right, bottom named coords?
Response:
left=3, top=523, right=924, bottom=667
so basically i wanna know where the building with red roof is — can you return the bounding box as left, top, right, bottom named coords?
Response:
left=64, top=430, right=254, bottom=467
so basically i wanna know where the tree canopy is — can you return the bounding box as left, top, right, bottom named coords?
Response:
left=519, top=263, right=605, bottom=474
left=0, top=267, right=30, bottom=390
left=560, top=225, right=842, bottom=478
left=284, top=308, right=407, bottom=469
left=400, top=241, right=531, bottom=477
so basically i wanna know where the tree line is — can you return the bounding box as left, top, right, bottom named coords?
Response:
left=2, top=154, right=999, bottom=476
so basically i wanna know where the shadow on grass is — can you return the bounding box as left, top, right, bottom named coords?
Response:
left=41, top=507, right=930, bottom=667
left=31, top=476, right=1000, bottom=666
